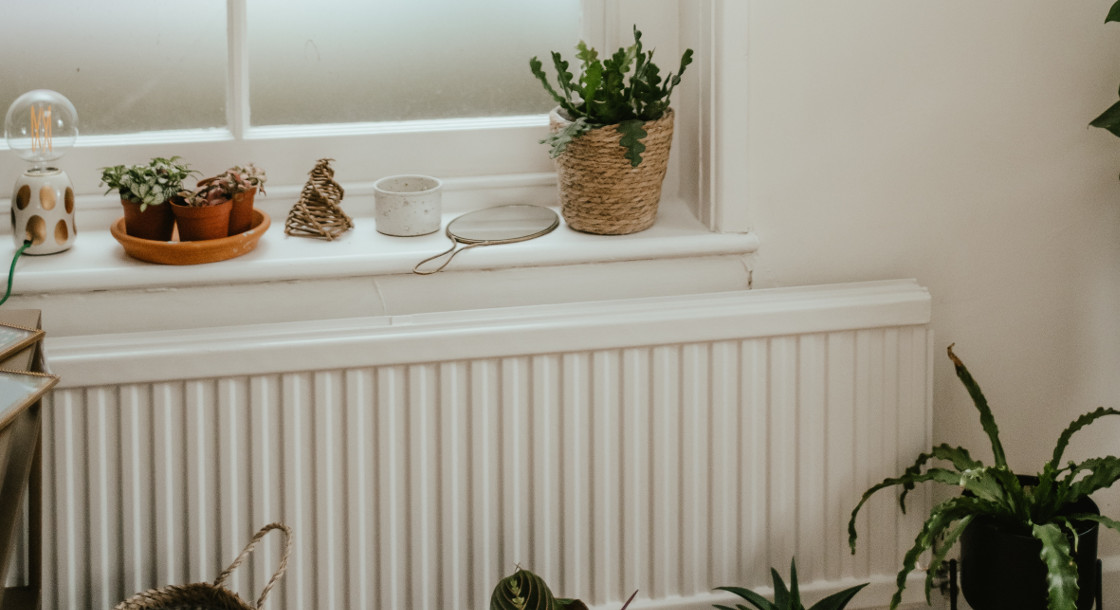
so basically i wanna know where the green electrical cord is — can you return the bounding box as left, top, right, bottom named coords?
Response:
left=0, top=240, right=32, bottom=307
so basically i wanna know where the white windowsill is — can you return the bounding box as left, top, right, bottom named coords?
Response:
left=9, top=197, right=758, bottom=296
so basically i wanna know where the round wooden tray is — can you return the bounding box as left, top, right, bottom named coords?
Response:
left=111, top=210, right=270, bottom=265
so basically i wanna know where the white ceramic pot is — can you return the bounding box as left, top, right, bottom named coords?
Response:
left=373, top=174, right=442, bottom=236
left=11, top=167, right=75, bottom=254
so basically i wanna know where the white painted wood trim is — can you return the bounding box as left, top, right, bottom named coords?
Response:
left=226, top=0, right=250, bottom=140
left=708, top=0, right=751, bottom=233
left=47, top=279, right=930, bottom=388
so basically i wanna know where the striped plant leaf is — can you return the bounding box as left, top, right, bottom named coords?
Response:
left=490, top=568, right=560, bottom=610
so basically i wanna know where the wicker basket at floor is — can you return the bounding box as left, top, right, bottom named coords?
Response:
left=550, top=107, right=675, bottom=235
left=114, top=523, right=292, bottom=610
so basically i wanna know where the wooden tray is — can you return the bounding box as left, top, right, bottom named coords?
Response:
left=111, top=210, right=270, bottom=265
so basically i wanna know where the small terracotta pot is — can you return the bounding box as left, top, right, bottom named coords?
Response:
left=172, top=199, right=232, bottom=242
left=121, top=198, right=175, bottom=241
left=228, top=187, right=258, bottom=236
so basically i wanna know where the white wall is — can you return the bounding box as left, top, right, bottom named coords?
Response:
left=745, top=0, right=1120, bottom=559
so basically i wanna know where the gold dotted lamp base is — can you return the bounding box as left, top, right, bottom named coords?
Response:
left=11, top=167, right=75, bottom=255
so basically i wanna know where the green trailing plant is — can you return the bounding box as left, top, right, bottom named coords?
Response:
left=1089, top=1, right=1120, bottom=177
left=847, top=344, right=1120, bottom=610
left=489, top=567, right=636, bottom=610
left=530, top=26, right=693, bottom=167
left=99, top=156, right=196, bottom=211
left=715, top=558, right=868, bottom=610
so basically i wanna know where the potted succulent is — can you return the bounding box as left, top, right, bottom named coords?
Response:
left=714, top=559, right=868, bottom=610
left=171, top=164, right=267, bottom=241
left=216, top=164, right=267, bottom=235
left=530, top=26, right=692, bottom=235
left=847, top=345, right=1120, bottom=610
left=490, top=567, right=637, bottom=610
left=1090, top=1, right=1120, bottom=156
left=99, top=156, right=195, bottom=241
left=170, top=179, right=233, bottom=242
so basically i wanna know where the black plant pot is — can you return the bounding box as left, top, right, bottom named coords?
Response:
left=960, top=490, right=1099, bottom=610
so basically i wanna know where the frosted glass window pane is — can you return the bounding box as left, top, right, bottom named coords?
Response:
left=0, top=1, right=226, bottom=136
left=247, top=1, right=581, bottom=125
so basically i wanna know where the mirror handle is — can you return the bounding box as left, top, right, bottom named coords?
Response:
left=412, top=241, right=481, bottom=275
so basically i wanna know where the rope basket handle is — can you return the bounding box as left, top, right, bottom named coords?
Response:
left=213, top=522, right=293, bottom=609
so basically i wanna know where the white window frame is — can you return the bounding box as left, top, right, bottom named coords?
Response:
left=6, top=0, right=750, bottom=235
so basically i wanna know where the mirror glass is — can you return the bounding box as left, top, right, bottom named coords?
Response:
left=447, top=204, right=559, bottom=244
left=413, top=204, right=560, bottom=274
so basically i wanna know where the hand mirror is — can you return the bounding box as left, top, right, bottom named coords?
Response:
left=413, top=204, right=560, bottom=274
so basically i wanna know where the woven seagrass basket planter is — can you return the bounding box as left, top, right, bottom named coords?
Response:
left=549, top=107, right=675, bottom=235
left=114, top=523, right=292, bottom=610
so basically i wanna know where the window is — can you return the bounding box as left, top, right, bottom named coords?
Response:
left=0, top=2, right=747, bottom=237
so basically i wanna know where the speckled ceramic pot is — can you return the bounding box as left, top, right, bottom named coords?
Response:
left=373, top=174, right=442, bottom=236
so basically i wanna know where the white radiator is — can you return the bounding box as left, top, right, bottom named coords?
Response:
left=33, top=280, right=932, bottom=609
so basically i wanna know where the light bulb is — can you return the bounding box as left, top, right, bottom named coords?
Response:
left=5, top=89, right=78, bottom=169
left=6, top=89, right=78, bottom=255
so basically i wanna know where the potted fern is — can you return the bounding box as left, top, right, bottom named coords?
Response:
left=530, top=26, right=692, bottom=235
left=99, top=156, right=196, bottom=241
left=715, top=559, right=868, bottom=610
left=847, top=345, right=1120, bottom=610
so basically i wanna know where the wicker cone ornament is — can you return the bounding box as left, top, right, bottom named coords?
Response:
left=114, top=523, right=292, bottom=610
left=550, top=107, right=674, bottom=235
left=284, top=158, right=353, bottom=240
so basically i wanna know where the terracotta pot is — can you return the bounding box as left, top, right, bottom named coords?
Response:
left=228, top=187, right=258, bottom=236
left=171, top=199, right=232, bottom=242
left=121, top=198, right=175, bottom=241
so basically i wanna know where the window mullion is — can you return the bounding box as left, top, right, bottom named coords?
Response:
left=580, top=0, right=609, bottom=50
left=227, top=0, right=250, bottom=139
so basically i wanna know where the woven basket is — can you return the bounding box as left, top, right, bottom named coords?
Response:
left=114, top=523, right=292, bottom=610
left=549, top=107, right=675, bottom=235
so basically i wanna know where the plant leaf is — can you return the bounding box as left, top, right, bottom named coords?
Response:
left=895, top=444, right=983, bottom=507
left=771, top=567, right=790, bottom=609
left=1070, top=512, right=1120, bottom=538
left=947, top=345, right=1007, bottom=469
left=1108, top=0, right=1120, bottom=23
left=807, top=582, right=869, bottom=610
left=788, top=558, right=801, bottom=610
left=888, top=496, right=1001, bottom=610
left=848, top=467, right=968, bottom=553
left=1090, top=99, right=1120, bottom=138
left=924, top=515, right=973, bottom=602
left=530, top=56, right=578, bottom=116
left=1048, top=407, right=1120, bottom=473
left=1063, top=456, right=1120, bottom=507
left=1032, top=522, right=1079, bottom=610
left=617, top=119, right=648, bottom=167
left=714, top=587, right=774, bottom=610
left=543, top=116, right=595, bottom=159
left=551, top=52, right=578, bottom=105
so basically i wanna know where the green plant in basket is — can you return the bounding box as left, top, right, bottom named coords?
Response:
left=530, top=26, right=693, bottom=167
left=99, top=156, right=196, bottom=211
left=715, top=558, right=868, bottom=610
left=847, top=345, right=1120, bottom=610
